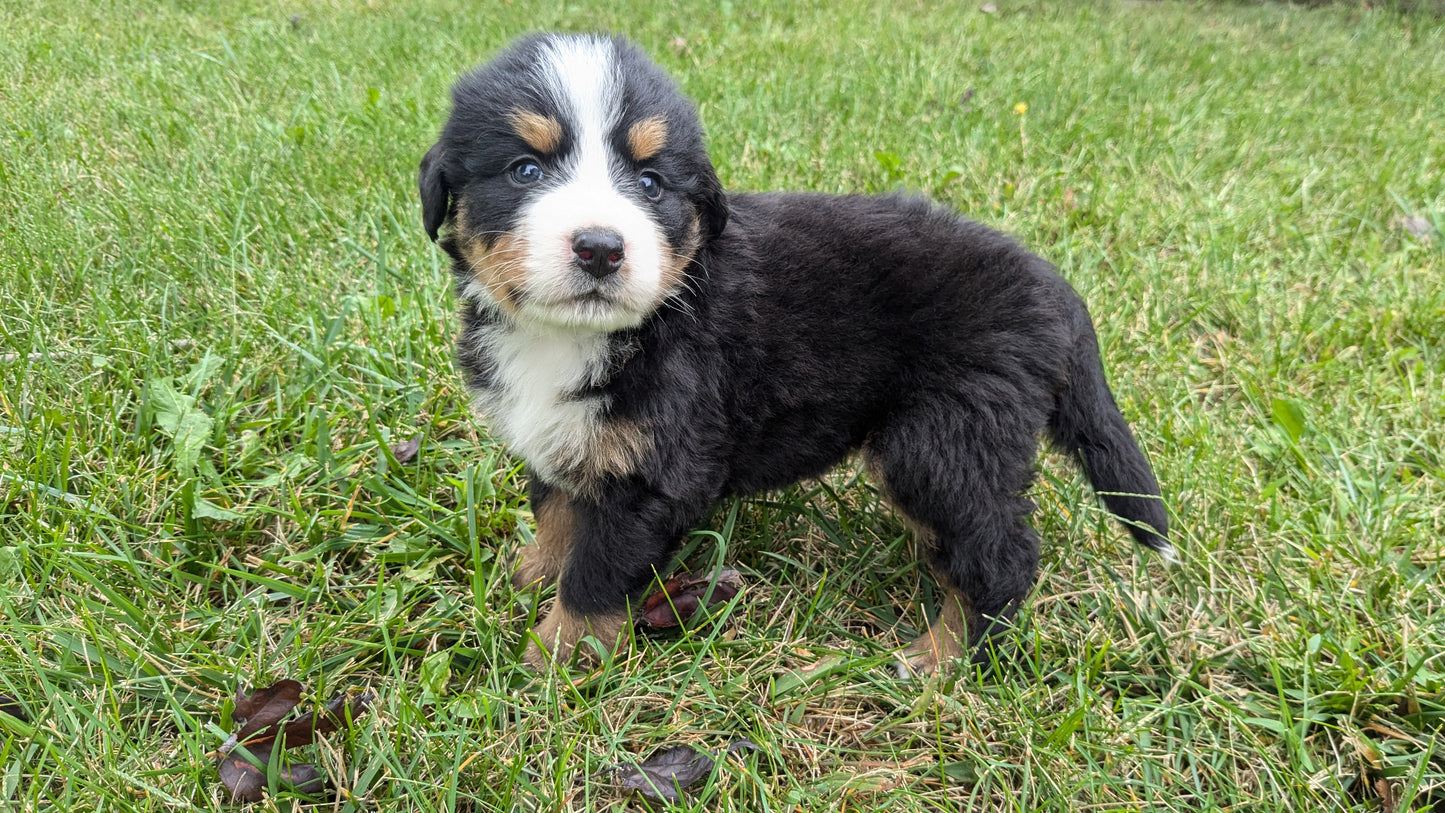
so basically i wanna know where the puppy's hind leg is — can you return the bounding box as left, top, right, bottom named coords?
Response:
left=866, top=394, right=1045, bottom=675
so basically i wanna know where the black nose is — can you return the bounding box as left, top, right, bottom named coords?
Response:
left=572, top=229, right=625, bottom=279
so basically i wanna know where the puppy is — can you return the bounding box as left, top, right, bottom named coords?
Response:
left=419, top=33, right=1171, bottom=672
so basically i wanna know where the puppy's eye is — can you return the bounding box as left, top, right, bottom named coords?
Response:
left=509, top=161, right=544, bottom=185
left=637, top=171, right=663, bottom=200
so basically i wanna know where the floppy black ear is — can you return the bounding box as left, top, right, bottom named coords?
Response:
left=696, top=166, right=729, bottom=241
left=419, top=142, right=450, bottom=241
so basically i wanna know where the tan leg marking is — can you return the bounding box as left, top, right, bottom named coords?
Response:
left=866, top=450, right=975, bottom=677
left=626, top=115, right=669, bottom=161
left=512, top=496, right=574, bottom=590
left=522, top=604, right=629, bottom=670
left=898, top=586, right=976, bottom=676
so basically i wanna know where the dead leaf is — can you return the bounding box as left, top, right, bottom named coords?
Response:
left=1351, top=731, right=1385, bottom=770
left=390, top=435, right=422, bottom=465
left=981, top=3, right=998, bottom=12
left=230, top=680, right=303, bottom=741
left=1375, top=777, right=1398, bottom=813
left=1393, top=215, right=1435, bottom=243
left=618, top=745, right=709, bottom=802
left=1365, top=718, right=1424, bottom=746
left=278, top=690, right=374, bottom=749
left=216, top=681, right=374, bottom=802
left=216, top=750, right=268, bottom=801
left=639, top=569, right=744, bottom=628
left=616, top=740, right=759, bottom=802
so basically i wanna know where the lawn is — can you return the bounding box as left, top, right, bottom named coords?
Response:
left=2, top=0, right=1443, bottom=809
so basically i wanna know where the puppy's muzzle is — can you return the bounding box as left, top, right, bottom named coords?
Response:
left=572, top=229, right=625, bottom=280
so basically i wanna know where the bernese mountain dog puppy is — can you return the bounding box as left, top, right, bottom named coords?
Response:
left=419, top=33, right=1171, bottom=673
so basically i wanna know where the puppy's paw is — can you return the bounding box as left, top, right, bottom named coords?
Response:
left=522, top=605, right=629, bottom=670
left=894, top=593, right=972, bottom=679
left=510, top=542, right=563, bottom=590
left=894, top=623, right=966, bottom=679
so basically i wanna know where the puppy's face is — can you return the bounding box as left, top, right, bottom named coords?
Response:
left=421, top=35, right=728, bottom=332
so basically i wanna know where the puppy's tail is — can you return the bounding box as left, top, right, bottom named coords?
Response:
left=1048, top=299, right=1174, bottom=563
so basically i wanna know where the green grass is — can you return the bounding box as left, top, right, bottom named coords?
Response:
left=2, top=0, right=1443, bottom=809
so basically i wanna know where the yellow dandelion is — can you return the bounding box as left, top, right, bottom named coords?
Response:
left=1014, top=102, right=1028, bottom=115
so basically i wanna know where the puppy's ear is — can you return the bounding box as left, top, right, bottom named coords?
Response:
left=419, top=142, right=450, bottom=241
left=695, top=166, right=729, bottom=240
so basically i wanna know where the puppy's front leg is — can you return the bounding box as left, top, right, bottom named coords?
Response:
left=522, top=489, right=695, bottom=669
left=512, top=479, right=570, bottom=590
left=524, top=599, right=630, bottom=670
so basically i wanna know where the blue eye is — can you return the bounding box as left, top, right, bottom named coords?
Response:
left=637, top=171, right=663, bottom=200
left=509, top=161, right=544, bottom=185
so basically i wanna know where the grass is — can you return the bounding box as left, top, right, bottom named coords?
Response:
left=2, top=0, right=1443, bottom=809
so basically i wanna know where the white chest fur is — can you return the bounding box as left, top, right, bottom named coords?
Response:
left=467, top=323, right=612, bottom=486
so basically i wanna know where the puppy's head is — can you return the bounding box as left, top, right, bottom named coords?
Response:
left=420, top=34, right=727, bottom=332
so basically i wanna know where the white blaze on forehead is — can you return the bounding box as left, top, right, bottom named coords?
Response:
left=538, top=36, right=622, bottom=160
left=501, top=35, right=668, bottom=332
left=537, top=37, right=623, bottom=201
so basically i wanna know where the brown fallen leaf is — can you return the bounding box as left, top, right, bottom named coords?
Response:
left=1393, top=215, right=1436, bottom=243
left=390, top=435, right=422, bottom=465
left=216, top=681, right=374, bottom=802
left=217, top=748, right=327, bottom=801
left=616, top=740, right=760, bottom=802
left=1375, top=777, right=1398, bottom=813
left=230, top=680, right=302, bottom=740
left=639, top=569, right=744, bottom=629
left=1365, top=718, right=1425, bottom=746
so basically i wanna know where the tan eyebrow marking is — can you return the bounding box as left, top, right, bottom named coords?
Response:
left=507, top=109, right=563, bottom=154
left=626, top=116, right=669, bottom=162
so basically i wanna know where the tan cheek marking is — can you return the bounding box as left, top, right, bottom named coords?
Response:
left=460, top=232, right=529, bottom=314
left=626, top=116, right=669, bottom=161
left=454, top=198, right=472, bottom=232
left=508, top=109, right=562, bottom=154
left=513, top=495, right=574, bottom=590
left=656, top=214, right=701, bottom=303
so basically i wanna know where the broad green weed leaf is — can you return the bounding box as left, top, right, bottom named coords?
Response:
left=1270, top=397, right=1307, bottom=443
left=191, top=497, right=244, bottom=522
left=147, top=377, right=194, bottom=435
left=0, top=546, right=18, bottom=584
left=182, top=352, right=223, bottom=390
left=420, top=650, right=451, bottom=702
left=148, top=376, right=214, bottom=476
left=172, top=407, right=214, bottom=477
